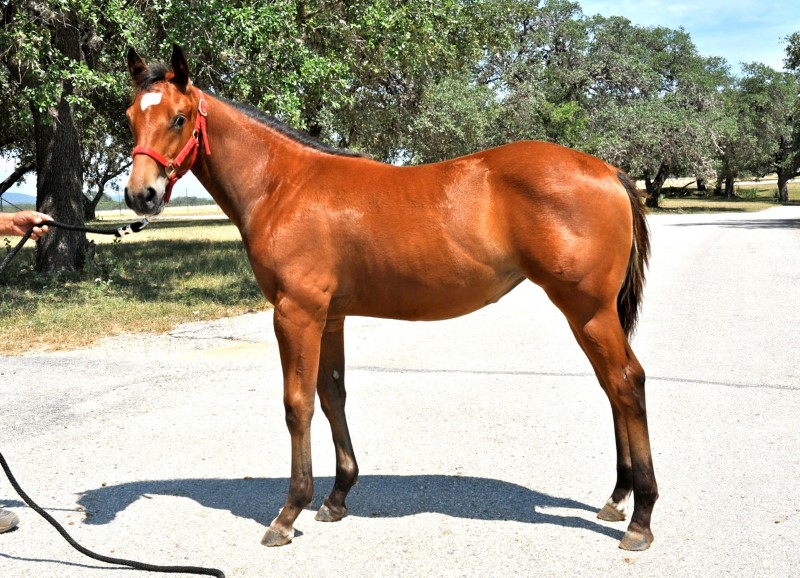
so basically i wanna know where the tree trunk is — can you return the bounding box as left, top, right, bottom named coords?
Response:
left=777, top=172, right=790, bottom=203
left=774, top=132, right=797, bottom=203
left=724, top=175, right=735, bottom=198
left=644, top=164, right=668, bottom=208
left=32, top=11, right=86, bottom=273
left=713, top=175, right=723, bottom=196
left=84, top=190, right=105, bottom=221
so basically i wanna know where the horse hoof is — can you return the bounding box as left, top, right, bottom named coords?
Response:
left=619, top=529, right=653, bottom=551
left=261, top=526, right=293, bottom=547
left=597, top=502, right=627, bottom=522
left=315, top=502, right=347, bottom=523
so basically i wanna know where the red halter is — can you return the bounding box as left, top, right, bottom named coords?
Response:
left=131, top=89, right=211, bottom=203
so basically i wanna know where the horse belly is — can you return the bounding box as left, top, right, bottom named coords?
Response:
left=334, top=178, right=523, bottom=320
left=342, top=261, right=525, bottom=321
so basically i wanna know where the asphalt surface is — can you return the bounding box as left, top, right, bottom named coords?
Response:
left=1, top=206, right=799, bottom=577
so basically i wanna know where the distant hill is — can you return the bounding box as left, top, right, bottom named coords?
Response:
left=0, top=192, right=36, bottom=207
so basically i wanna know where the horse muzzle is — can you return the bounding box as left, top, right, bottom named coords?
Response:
left=124, top=182, right=166, bottom=216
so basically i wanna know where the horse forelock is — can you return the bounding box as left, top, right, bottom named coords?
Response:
left=132, top=63, right=172, bottom=92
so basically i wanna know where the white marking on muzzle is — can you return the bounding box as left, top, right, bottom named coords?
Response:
left=140, top=92, right=163, bottom=111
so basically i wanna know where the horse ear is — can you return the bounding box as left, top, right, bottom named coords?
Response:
left=170, top=44, right=191, bottom=89
left=127, top=48, right=148, bottom=83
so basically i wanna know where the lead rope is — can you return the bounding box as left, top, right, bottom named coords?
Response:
left=0, top=218, right=150, bottom=277
left=1, top=451, right=225, bottom=577
left=1, top=219, right=226, bottom=577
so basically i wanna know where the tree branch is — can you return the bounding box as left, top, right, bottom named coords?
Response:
left=0, top=159, right=35, bottom=196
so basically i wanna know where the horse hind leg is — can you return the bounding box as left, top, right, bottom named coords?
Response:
left=314, top=318, right=359, bottom=523
left=596, top=407, right=634, bottom=523
left=567, top=324, right=633, bottom=524
left=563, top=303, right=658, bottom=550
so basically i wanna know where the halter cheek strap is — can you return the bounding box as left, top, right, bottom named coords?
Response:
left=132, top=90, right=211, bottom=203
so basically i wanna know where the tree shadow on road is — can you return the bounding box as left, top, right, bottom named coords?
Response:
left=77, top=474, right=623, bottom=542
left=668, top=218, right=800, bottom=229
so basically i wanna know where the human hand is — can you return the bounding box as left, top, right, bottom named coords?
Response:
left=8, top=211, right=52, bottom=240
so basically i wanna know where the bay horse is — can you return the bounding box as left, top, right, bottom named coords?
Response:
left=124, top=46, right=657, bottom=551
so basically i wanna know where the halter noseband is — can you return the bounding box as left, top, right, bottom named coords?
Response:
left=131, top=89, right=211, bottom=203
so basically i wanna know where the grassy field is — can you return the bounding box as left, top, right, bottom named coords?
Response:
left=652, top=180, right=800, bottom=212
left=2, top=183, right=798, bottom=354
left=1, top=206, right=265, bottom=354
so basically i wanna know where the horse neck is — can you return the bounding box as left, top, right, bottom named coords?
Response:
left=190, top=95, right=304, bottom=230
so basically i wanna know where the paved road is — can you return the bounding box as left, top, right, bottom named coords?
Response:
left=2, top=207, right=799, bottom=577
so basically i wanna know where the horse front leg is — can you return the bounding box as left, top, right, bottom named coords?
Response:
left=314, top=317, right=359, bottom=523
left=262, top=296, right=325, bottom=547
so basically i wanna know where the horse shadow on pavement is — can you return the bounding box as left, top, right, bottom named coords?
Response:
left=77, top=475, right=623, bottom=542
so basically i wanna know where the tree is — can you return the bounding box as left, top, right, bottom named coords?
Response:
left=80, top=77, right=132, bottom=220
left=716, top=64, right=798, bottom=199
left=1, top=2, right=131, bottom=271
left=5, top=0, right=792, bottom=275
left=776, top=32, right=800, bottom=202
left=785, top=31, right=800, bottom=70
left=478, top=0, right=591, bottom=148
left=1, top=3, right=89, bottom=272
left=0, top=36, right=36, bottom=197
left=82, top=136, right=130, bottom=221
left=404, top=73, right=501, bottom=163
left=582, top=18, right=727, bottom=207
left=1, top=0, right=512, bottom=273
left=460, top=7, right=730, bottom=208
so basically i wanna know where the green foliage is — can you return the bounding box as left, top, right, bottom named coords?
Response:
left=406, top=74, right=501, bottom=163
left=786, top=32, right=800, bottom=71
left=580, top=17, right=729, bottom=201
left=106, top=0, right=496, bottom=158
left=718, top=64, right=798, bottom=184
left=1, top=2, right=800, bottom=343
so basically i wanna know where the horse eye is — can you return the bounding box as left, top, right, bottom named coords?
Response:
left=173, top=115, right=187, bottom=129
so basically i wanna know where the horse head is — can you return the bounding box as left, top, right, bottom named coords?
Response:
left=124, top=45, right=209, bottom=215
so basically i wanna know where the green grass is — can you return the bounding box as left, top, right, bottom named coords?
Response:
left=1, top=216, right=266, bottom=354
left=652, top=182, right=800, bottom=213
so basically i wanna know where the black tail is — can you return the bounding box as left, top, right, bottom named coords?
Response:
left=616, top=171, right=650, bottom=338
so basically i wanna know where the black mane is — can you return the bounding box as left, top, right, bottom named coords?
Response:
left=223, top=98, right=366, bottom=159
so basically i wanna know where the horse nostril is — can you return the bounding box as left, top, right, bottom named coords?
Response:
left=124, top=187, right=131, bottom=207
left=145, top=187, right=157, bottom=203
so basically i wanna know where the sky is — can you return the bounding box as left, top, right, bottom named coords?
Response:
left=3, top=2, right=799, bottom=202
left=578, top=0, right=799, bottom=72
